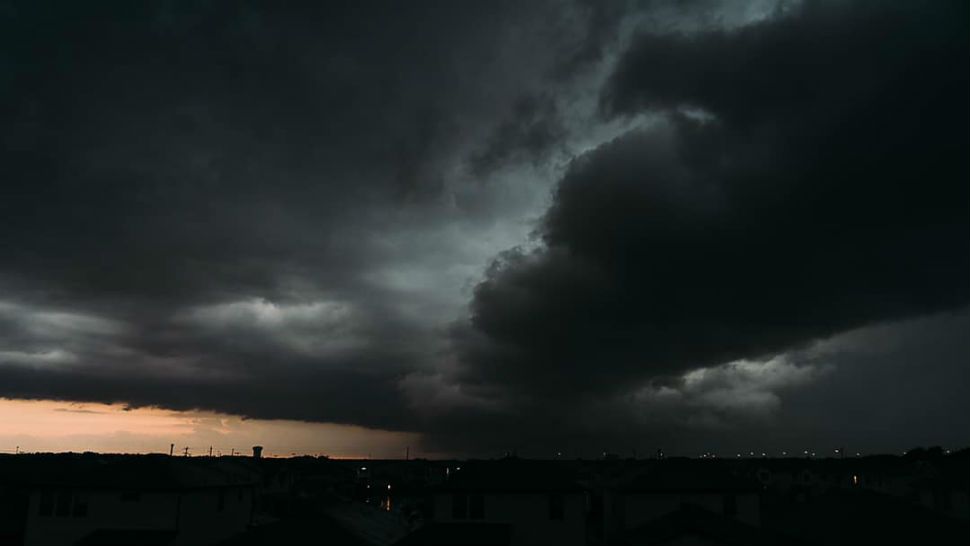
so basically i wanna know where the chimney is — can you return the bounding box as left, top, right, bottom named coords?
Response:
left=252, top=445, right=263, bottom=459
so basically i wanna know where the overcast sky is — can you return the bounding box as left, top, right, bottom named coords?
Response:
left=1, top=0, right=967, bottom=457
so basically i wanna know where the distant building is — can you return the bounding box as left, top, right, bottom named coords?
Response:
left=612, top=503, right=782, bottom=546
left=764, top=488, right=969, bottom=545
left=0, top=454, right=258, bottom=546
left=416, top=461, right=588, bottom=546
left=602, top=460, right=761, bottom=541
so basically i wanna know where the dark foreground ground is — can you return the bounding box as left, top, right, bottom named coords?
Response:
left=1, top=447, right=967, bottom=545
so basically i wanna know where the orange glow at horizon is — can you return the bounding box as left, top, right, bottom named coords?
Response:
left=0, top=398, right=423, bottom=459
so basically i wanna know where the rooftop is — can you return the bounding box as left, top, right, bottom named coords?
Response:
left=0, top=453, right=259, bottom=490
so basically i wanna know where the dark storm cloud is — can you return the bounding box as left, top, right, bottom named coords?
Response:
left=467, top=93, right=566, bottom=176
left=1, top=0, right=505, bottom=304
left=0, top=297, right=419, bottom=429
left=0, top=0, right=616, bottom=428
left=1, top=0, right=968, bottom=456
left=0, top=363, right=414, bottom=430
left=550, top=0, right=628, bottom=78
left=456, top=0, right=968, bottom=406
left=775, top=309, right=970, bottom=452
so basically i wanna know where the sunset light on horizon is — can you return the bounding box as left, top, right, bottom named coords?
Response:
left=0, top=398, right=419, bottom=459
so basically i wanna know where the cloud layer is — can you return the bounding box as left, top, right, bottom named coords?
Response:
left=442, top=0, right=968, bottom=451
left=1, top=0, right=967, bottom=455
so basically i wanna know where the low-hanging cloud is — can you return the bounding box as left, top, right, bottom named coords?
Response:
left=443, top=0, right=968, bottom=449
left=0, top=0, right=967, bottom=455
left=0, top=0, right=618, bottom=432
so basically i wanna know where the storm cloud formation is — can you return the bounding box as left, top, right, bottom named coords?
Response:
left=1, top=0, right=604, bottom=433
left=1, top=0, right=968, bottom=455
left=460, top=0, right=969, bottom=397
left=442, top=0, right=969, bottom=452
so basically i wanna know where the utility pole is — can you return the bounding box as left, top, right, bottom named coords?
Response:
left=169, top=443, right=174, bottom=456
left=183, top=446, right=190, bottom=457
left=209, top=446, right=213, bottom=457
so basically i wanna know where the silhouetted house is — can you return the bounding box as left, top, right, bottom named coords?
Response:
left=913, top=459, right=970, bottom=520
left=851, top=457, right=921, bottom=499
left=0, top=454, right=258, bottom=546
left=415, top=461, right=588, bottom=546
left=394, top=522, right=511, bottom=546
left=739, top=460, right=823, bottom=499
left=766, top=488, right=970, bottom=546
left=757, top=454, right=970, bottom=512
left=602, top=461, right=761, bottom=541
left=614, top=503, right=789, bottom=546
